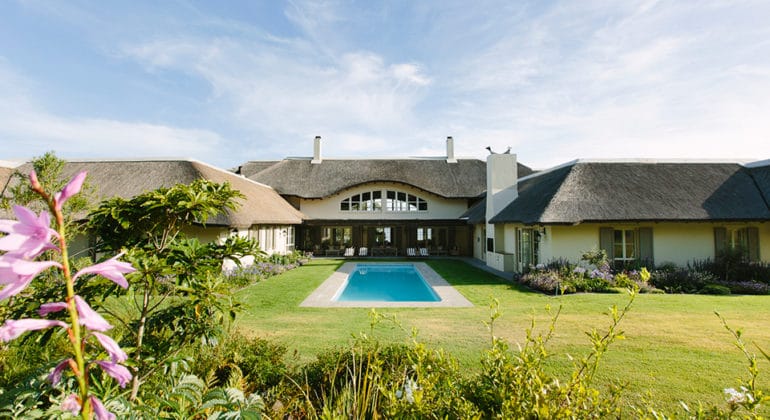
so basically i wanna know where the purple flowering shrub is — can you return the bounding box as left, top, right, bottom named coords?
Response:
left=0, top=171, right=134, bottom=419
left=519, top=254, right=656, bottom=294
left=223, top=250, right=312, bottom=287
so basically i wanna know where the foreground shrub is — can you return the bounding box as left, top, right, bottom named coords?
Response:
left=193, top=332, right=288, bottom=394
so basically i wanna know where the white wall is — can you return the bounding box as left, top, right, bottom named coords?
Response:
left=298, top=182, right=469, bottom=220
left=540, top=222, right=770, bottom=267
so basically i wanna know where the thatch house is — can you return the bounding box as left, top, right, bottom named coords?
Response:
left=1, top=159, right=304, bottom=256
left=478, top=158, right=770, bottom=272
left=238, top=136, right=532, bottom=256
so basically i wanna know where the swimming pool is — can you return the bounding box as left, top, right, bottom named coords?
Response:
left=300, top=262, right=473, bottom=308
left=334, top=264, right=440, bottom=302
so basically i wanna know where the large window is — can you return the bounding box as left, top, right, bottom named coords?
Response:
left=715, top=226, right=759, bottom=261
left=322, top=226, right=352, bottom=248
left=340, top=189, right=426, bottom=212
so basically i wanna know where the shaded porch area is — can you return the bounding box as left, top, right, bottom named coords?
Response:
left=297, top=220, right=473, bottom=257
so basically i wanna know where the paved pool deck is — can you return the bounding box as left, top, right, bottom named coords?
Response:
left=300, top=261, right=474, bottom=308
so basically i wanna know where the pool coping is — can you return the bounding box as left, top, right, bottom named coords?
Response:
left=300, top=262, right=474, bottom=308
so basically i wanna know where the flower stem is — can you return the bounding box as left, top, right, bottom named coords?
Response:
left=35, top=185, right=91, bottom=419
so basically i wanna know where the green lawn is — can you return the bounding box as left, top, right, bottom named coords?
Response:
left=235, top=258, right=770, bottom=413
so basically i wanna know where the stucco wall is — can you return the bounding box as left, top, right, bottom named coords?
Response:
left=540, top=222, right=770, bottom=267
left=298, top=182, right=469, bottom=220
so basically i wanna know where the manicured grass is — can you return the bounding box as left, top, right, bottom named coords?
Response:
left=235, top=258, right=770, bottom=413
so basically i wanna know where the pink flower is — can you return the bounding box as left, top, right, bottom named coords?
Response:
left=73, top=252, right=135, bottom=289
left=74, top=296, right=112, bottom=332
left=54, top=171, right=87, bottom=211
left=0, top=257, right=62, bottom=300
left=95, top=360, right=132, bottom=387
left=0, top=206, right=59, bottom=258
left=89, top=395, right=115, bottom=420
left=48, top=358, right=73, bottom=385
left=38, top=301, right=69, bottom=316
left=93, top=332, right=128, bottom=363
left=61, top=394, right=81, bottom=415
left=0, top=319, right=67, bottom=342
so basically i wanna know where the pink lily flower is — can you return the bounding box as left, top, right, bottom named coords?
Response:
left=73, top=252, right=135, bottom=289
left=0, top=257, right=62, bottom=300
left=54, top=171, right=87, bottom=211
left=89, top=395, right=116, bottom=420
left=0, top=319, right=67, bottom=342
left=38, top=301, right=69, bottom=316
left=0, top=205, right=59, bottom=258
left=95, top=360, right=132, bottom=387
left=93, top=332, right=128, bottom=363
left=74, top=296, right=112, bottom=332
left=61, top=394, right=81, bottom=416
left=48, top=358, right=73, bottom=385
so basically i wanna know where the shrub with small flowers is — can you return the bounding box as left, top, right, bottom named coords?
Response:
left=0, top=170, right=134, bottom=419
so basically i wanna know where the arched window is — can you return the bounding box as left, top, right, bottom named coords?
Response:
left=339, top=189, right=427, bottom=212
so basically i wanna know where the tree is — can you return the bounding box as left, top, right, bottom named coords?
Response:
left=85, top=179, right=263, bottom=400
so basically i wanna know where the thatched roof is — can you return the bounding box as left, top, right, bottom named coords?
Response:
left=490, top=160, right=770, bottom=224
left=459, top=199, right=486, bottom=224
left=2, top=159, right=304, bottom=227
left=747, top=160, right=770, bottom=208
left=242, top=158, right=534, bottom=199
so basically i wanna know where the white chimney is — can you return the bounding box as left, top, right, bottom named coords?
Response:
left=485, top=153, right=518, bottom=252
left=311, top=135, right=322, bottom=164
left=446, top=136, right=457, bottom=163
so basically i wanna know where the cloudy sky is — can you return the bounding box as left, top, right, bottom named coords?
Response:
left=2, top=0, right=769, bottom=169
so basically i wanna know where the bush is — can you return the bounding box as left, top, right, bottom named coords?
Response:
left=650, top=268, right=718, bottom=293
left=699, top=284, right=732, bottom=295
left=193, top=333, right=288, bottom=393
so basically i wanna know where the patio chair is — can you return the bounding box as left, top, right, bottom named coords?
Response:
left=344, top=247, right=355, bottom=257
left=358, top=247, right=368, bottom=257
left=419, top=247, right=430, bottom=257
left=406, top=247, right=417, bottom=257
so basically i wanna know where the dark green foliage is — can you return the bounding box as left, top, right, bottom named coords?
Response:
left=700, top=284, right=732, bottom=295
left=193, top=333, right=289, bottom=393
left=649, top=267, right=718, bottom=293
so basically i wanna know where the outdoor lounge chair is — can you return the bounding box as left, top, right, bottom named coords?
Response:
left=406, top=247, right=417, bottom=257
left=419, top=247, right=430, bottom=257
left=358, top=247, right=368, bottom=257
left=344, top=247, right=355, bottom=257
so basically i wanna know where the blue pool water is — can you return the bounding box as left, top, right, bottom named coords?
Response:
left=335, top=264, right=441, bottom=302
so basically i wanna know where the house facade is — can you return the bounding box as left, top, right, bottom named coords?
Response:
left=482, top=158, right=770, bottom=272
left=239, top=137, right=532, bottom=256
left=0, top=159, right=304, bottom=257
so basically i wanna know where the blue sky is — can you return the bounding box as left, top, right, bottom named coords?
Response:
left=2, top=0, right=769, bottom=169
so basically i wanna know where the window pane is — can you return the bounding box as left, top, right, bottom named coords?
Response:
left=387, top=191, right=395, bottom=199
left=341, top=201, right=349, bottom=211
left=397, top=192, right=406, bottom=201
left=362, top=192, right=370, bottom=201
left=373, top=191, right=382, bottom=199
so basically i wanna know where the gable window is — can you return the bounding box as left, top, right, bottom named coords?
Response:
left=340, top=191, right=382, bottom=212
left=385, top=190, right=427, bottom=212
